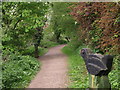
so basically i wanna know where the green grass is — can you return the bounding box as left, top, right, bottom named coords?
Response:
left=62, top=45, right=89, bottom=88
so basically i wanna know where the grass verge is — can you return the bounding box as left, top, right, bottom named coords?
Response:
left=62, top=45, right=89, bottom=88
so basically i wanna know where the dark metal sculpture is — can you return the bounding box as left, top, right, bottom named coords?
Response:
left=80, top=48, right=113, bottom=89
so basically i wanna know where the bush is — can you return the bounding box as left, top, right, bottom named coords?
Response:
left=2, top=55, right=40, bottom=88
left=40, top=40, right=59, bottom=48
left=58, top=40, right=67, bottom=44
left=109, top=55, right=119, bottom=89
left=21, top=46, right=48, bottom=57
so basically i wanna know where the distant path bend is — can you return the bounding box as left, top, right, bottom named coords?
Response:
left=28, top=45, right=68, bottom=88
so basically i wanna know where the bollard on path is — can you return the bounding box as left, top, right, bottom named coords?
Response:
left=80, top=48, right=113, bottom=90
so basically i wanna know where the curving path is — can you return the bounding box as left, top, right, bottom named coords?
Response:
left=28, top=45, right=68, bottom=88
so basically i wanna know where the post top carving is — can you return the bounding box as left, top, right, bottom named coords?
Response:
left=80, top=48, right=113, bottom=76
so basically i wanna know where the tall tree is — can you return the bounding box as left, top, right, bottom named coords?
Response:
left=2, top=2, right=49, bottom=58
left=50, top=2, right=77, bottom=43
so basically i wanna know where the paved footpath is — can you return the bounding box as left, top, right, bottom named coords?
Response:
left=28, top=45, right=68, bottom=88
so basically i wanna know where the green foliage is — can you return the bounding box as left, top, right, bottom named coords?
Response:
left=58, top=40, right=67, bottom=44
left=2, top=2, right=52, bottom=88
left=40, top=26, right=60, bottom=48
left=49, top=2, right=77, bottom=42
left=109, top=56, right=119, bottom=89
left=41, top=40, right=59, bottom=48
left=62, top=45, right=89, bottom=88
left=21, top=46, right=48, bottom=57
left=2, top=55, right=40, bottom=88
left=60, top=2, right=119, bottom=88
left=2, top=2, right=49, bottom=53
left=2, top=2, right=119, bottom=89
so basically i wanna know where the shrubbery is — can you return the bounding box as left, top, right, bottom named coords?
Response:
left=2, top=54, right=40, bottom=88
left=109, top=56, right=119, bottom=88
left=21, top=46, right=48, bottom=57
left=40, top=40, right=59, bottom=48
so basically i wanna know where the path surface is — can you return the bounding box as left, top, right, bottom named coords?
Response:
left=28, top=45, right=68, bottom=88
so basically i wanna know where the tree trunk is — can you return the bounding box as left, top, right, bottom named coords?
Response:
left=34, top=27, right=43, bottom=58
left=54, top=29, right=61, bottom=43
left=34, top=44, right=39, bottom=58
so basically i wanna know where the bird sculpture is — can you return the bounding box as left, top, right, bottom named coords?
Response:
left=80, top=48, right=113, bottom=76
left=80, top=48, right=113, bottom=89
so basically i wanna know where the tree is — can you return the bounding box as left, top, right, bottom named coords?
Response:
left=2, top=2, right=49, bottom=58
left=50, top=2, right=77, bottom=43
left=69, top=2, right=120, bottom=54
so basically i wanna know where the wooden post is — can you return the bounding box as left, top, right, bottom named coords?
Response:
left=89, top=74, right=111, bottom=89
left=80, top=48, right=113, bottom=90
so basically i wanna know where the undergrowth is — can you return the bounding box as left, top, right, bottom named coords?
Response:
left=21, top=46, right=48, bottom=57
left=41, top=40, right=59, bottom=48
left=109, top=55, right=119, bottom=89
left=2, top=55, right=40, bottom=88
left=2, top=46, right=48, bottom=88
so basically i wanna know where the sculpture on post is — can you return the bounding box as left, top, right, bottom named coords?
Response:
left=80, top=48, right=113, bottom=89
